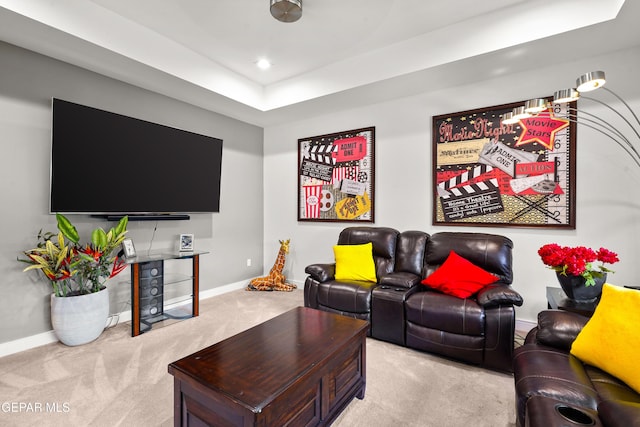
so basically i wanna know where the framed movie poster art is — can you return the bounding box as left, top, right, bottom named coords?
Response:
left=298, top=127, right=375, bottom=222
left=432, top=99, right=576, bottom=228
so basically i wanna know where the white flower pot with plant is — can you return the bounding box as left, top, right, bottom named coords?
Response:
left=19, top=214, right=128, bottom=346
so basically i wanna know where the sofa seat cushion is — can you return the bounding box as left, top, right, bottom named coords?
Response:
left=315, top=305, right=371, bottom=324
left=405, top=291, right=484, bottom=335
left=513, top=344, right=599, bottom=427
left=597, top=400, right=640, bottom=427
left=587, top=365, right=640, bottom=405
left=316, top=280, right=377, bottom=314
left=405, top=323, right=484, bottom=365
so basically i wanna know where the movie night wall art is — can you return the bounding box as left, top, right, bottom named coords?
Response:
left=298, top=127, right=375, bottom=222
left=432, top=99, right=576, bottom=228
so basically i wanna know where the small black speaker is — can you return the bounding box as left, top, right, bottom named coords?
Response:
left=140, top=296, right=163, bottom=318
left=138, top=260, right=164, bottom=319
left=140, top=275, right=162, bottom=297
left=139, top=260, right=163, bottom=280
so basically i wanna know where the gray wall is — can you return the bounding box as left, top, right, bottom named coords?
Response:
left=3, top=38, right=639, bottom=348
left=0, top=41, right=265, bottom=345
left=263, top=46, right=640, bottom=325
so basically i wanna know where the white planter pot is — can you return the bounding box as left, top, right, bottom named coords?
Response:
left=50, top=287, right=109, bottom=346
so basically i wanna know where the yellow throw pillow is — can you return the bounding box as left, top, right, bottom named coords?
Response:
left=333, top=242, right=377, bottom=282
left=570, top=284, right=640, bottom=393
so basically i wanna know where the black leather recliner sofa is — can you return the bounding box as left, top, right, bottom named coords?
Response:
left=513, top=310, right=640, bottom=427
left=303, top=226, right=523, bottom=373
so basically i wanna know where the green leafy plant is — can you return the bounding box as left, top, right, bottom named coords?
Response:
left=19, top=214, right=129, bottom=296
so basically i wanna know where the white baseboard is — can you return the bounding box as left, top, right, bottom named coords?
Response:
left=2, top=281, right=530, bottom=358
left=0, top=280, right=251, bottom=358
left=0, top=330, right=60, bottom=358
left=199, top=280, right=248, bottom=300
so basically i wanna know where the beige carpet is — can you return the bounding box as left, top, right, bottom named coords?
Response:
left=0, top=289, right=516, bottom=426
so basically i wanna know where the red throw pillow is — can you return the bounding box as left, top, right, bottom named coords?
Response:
left=421, top=250, right=499, bottom=298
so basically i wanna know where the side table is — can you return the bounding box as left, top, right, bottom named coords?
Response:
left=546, top=287, right=598, bottom=317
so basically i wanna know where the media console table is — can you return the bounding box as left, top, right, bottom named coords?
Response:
left=126, top=251, right=207, bottom=337
left=168, top=307, right=369, bottom=427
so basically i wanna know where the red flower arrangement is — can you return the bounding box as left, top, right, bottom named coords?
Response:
left=538, top=243, right=619, bottom=286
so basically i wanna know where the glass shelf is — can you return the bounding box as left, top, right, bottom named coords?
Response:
left=124, top=250, right=208, bottom=264
left=139, top=303, right=194, bottom=334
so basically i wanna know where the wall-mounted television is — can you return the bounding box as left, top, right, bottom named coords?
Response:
left=50, top=98, right=223, bottom=219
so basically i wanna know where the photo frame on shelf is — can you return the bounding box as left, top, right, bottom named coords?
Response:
left=179, top=234, right=194, bottom=252
left=432, top=98, right=576, bottom=228
left=298, top=126, right=375, bottom=222
left=121, top=238, right=136, bottom=258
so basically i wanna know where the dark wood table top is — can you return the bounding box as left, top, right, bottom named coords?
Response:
left=168, top=306, right=369, bottom=411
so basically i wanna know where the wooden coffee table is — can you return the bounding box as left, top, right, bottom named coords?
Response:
left=168, top=307, right=368, bottom=427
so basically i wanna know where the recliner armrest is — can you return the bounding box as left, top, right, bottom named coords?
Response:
left=379, top=272, right=420, bottom=289
left=476, top=284, right=523, bottom=307
left=534, top=309, right=589, bottom=351
left=305, top=263, right=335, bottom=283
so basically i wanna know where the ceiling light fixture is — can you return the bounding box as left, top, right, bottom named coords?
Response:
left=256, top=59, right=272, bottom=70
left=502, top=71, right=640, bottom=168
left=270, top=0, right=302, bottom=23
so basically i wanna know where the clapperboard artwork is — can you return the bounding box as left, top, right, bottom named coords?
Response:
left=437, top=164, right=504, bottom=221
left=298, top=127, right=375, bottom=222
left=432, top=100, right=576, bottom=228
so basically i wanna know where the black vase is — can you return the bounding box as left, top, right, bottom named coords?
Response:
left=556, top=272, right=606, bottom=302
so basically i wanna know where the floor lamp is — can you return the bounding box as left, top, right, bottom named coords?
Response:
left=501, top=71, right=640, bottom=169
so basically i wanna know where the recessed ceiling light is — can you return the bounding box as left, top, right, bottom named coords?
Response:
left=256, top=59, right=272, bottom=70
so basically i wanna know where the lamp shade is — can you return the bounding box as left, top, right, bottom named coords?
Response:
left=511, top=106, right=532, bottom=120
left=553, top=88, right=580, bottom=103
left=270, top=0, right=302, bottom=22
left=501, top=111, right=519, bottom=125
left=576, top=71, right=606, bottom=92
left=524, top=98, right=548, bottom=113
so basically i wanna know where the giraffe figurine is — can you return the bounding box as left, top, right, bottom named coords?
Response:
left=247, top=239, right=297, bottom=292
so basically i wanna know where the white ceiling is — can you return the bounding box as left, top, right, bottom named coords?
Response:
left=0, top=0, right=637, bottom=126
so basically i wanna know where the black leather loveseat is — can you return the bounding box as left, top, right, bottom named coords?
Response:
left=514, top=309, right=640, bottom=427
left=304, top=227, right=523, bottom=373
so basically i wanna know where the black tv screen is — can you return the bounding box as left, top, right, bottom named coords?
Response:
left=50, top=98, right=223, bottom=215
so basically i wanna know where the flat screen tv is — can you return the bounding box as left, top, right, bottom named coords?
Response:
left=50, top=98, right=223, bottom=218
